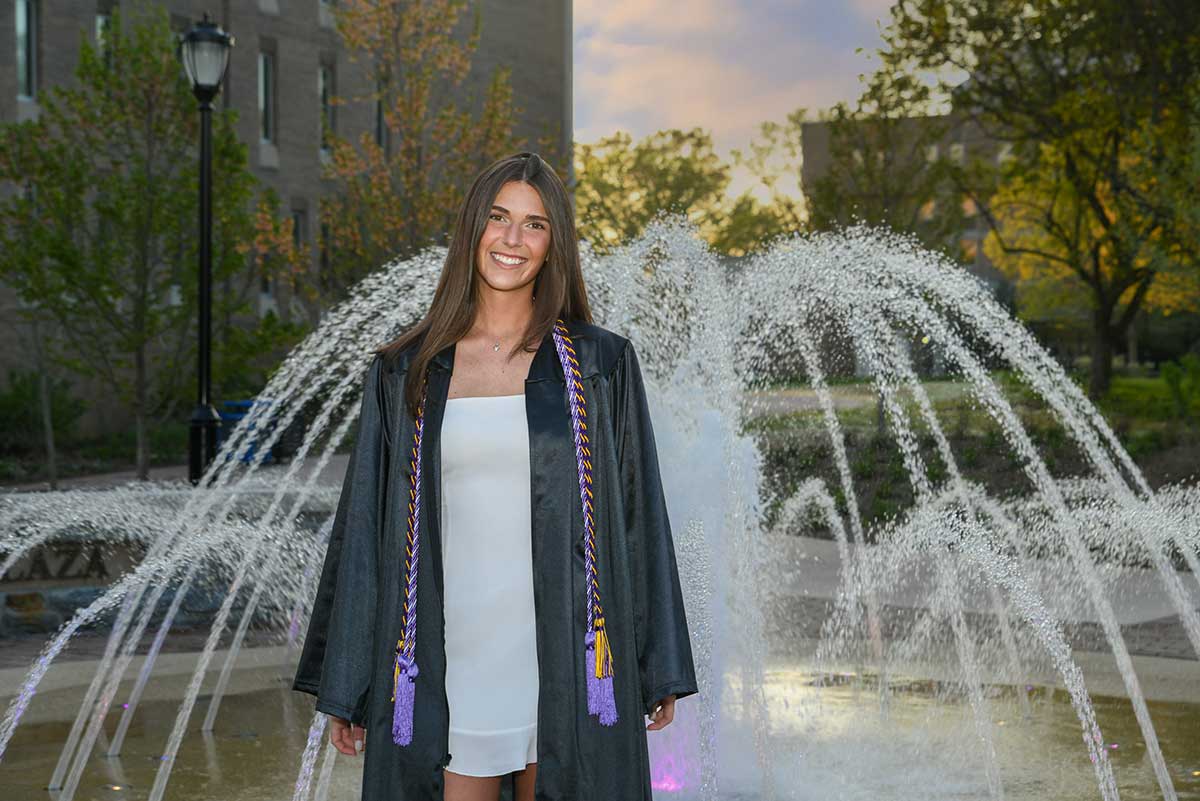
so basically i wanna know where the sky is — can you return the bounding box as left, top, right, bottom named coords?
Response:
left=573, top=0, right=896, bottom=198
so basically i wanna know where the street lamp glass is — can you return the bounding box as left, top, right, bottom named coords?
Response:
left=181, top=21, right=232, bottom=91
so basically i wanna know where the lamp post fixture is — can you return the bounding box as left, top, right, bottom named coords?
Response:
left=181, top=13, right=234, bottom=486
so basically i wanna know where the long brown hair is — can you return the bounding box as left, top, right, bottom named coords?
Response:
left=377, top=152, right=593, bottom=419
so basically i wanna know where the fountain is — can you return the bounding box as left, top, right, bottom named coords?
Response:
left=0, top=219, right=1196, bottom=800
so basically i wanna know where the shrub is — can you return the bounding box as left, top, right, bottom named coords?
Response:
left=1161, top=354, right=1200, bottom=421
left=0, top=369, right=86, bottom=455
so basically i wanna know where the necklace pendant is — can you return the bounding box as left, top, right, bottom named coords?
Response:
left=493, top=341, right=500, bottom=352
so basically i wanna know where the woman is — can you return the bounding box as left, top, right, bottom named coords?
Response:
left=292, top=152, right=698, bottom=801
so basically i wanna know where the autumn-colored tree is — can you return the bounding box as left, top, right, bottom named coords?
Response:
left=574, top=128, right=792, bottom=257
left=981, top=140, right=1200, bottom=347
left=320, top=0, right=545, bottom=297
left=0, top=6, right=305, bottom=477
left=879, top=0, right=1200, bottom=397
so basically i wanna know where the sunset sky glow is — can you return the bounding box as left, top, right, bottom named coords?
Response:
left=573, top=0, right=896, bottom=196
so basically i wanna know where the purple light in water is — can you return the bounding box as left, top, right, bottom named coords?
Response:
left=122, top=703, right=129, bottom=708
left=652, top=775, right=685, bottom=792
left=1109, top=743, right=1119, bottom=750
left=650, top=750, right=693, bottom=793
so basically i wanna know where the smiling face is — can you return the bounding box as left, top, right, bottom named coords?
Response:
left=474, top=180, right=551, bottom=297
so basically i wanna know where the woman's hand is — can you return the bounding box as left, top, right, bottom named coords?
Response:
left=646, top=694, right=677, bottom=730
left=328, top=714, right=367, bottom=756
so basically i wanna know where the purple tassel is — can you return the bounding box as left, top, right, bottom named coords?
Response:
left=584, top=630, right=619, bottom=726
left=584, top=631, right=601, bottom=716
left=595, top=673, right=618, bottom=726
left=391, top=655, right=418, bottom=745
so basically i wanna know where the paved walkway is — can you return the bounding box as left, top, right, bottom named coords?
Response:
left=3, top=462, right=192, bottom=492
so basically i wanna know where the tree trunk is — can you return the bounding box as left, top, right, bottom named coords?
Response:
left=135, top=345, right=149, bottom=480
left=135, top=410, right=148, bottom=480
left=1088, top=310, right=1116, bottom=399
left=32, top=317, right=58, bottom=489
left=1126, top=313, right=1139, bottom=368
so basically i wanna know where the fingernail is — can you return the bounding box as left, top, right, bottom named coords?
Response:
left=355, top=739, right=363, bottom=753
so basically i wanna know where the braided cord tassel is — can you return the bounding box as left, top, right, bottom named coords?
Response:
left=392, top=383, right=427, bottom=746
left=551, top=319, right=618, bottom=726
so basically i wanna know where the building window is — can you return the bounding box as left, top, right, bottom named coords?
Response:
left=260, top=255, right=272, bottom=295
left=949, top=143, right=965, bottom=164
left=996, top=142, right=1014, bottom=165
left=259, top=51, right=277, bottom=143
left=374, top=80, right=388, bottom=149
left=319, top=221, right=331, bottom=283
left=319, top=0, right=336, bottom=28
left=95, top=12, right=111, bottom=45
left=925, top=143, right=939, bottom=163
left=319, top=62, right=336, bottom=154
left=17, top=0, right=38, bottom=99
left=292, top=208, right=307, bottom=250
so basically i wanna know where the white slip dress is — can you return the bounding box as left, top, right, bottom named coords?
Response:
left=439, top=393, right=539, bottom=777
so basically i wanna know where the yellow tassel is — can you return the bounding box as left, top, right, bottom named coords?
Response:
left=391, top=638, right=403, bottom=702
left=593, top=618, right=615, bottom=679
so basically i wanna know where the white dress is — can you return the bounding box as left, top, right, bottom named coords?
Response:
left=439, top=393, right=539, bottom=777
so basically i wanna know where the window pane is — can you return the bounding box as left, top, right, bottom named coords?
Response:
left=291, top=210, right=305, bottom=249
left=319, top=65, right=335, bottom=149
left=259, top=52, right=274, bottom=142
left=17, top=0, right=36, bottom=98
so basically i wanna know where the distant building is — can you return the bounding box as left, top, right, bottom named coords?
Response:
left=799, top=111, right=1011, bottom=298
left=0, top=0, right=570, bottom=435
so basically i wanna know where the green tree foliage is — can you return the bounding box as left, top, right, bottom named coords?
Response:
left=803, top=69, right=967, bottom=257
left=320, top=0, right=533, bottom=297
left=879, top=0, right=1200, bottom=397
left=574, top=128, right=794, bottom=257
left=1162, top=353, right=1200, bottom=421
left=0, top=6, right=303, bottom=478
left=0, top=368, right=85, bottom=454
left=729, top=108, right=806, bottom=236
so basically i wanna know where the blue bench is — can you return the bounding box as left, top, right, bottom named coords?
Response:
left=216, top=399, right=276, bottom=464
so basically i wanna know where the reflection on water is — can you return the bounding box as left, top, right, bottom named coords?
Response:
left=755, top=667, right=1200, bottom=801
left=1, top=664, right=1195, bottom=801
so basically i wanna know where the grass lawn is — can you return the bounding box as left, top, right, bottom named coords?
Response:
left=744, top=370, right=1200, bottom=540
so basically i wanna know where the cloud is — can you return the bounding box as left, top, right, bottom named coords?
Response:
left=573, top=0, right=891, bottom=196
left=576, top=39, right=849, bottom=147
left=847, top=0, right=897, bottom=25
left=575, top=0, right=728, bottom=38
left=576, top=3, right=877, bottom=137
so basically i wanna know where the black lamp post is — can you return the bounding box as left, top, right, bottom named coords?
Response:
left=181, top=14, right=234, bottom=486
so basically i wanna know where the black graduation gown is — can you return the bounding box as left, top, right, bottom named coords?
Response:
left=291, top=319, right=699, bottom=801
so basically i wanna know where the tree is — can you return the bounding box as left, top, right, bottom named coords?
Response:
left=0, top=6, right=300, bottom=478
left=802, top=69, right=968, bottom=257
left=979, top=139, right=1200, bottom=355
left=574, top=128, right=791, bottom=257
left=879, top=0, right=1200, bottom=397
left=729, top=108, right=807, bottom=235
left=319, top=0, right=537, bottom=297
